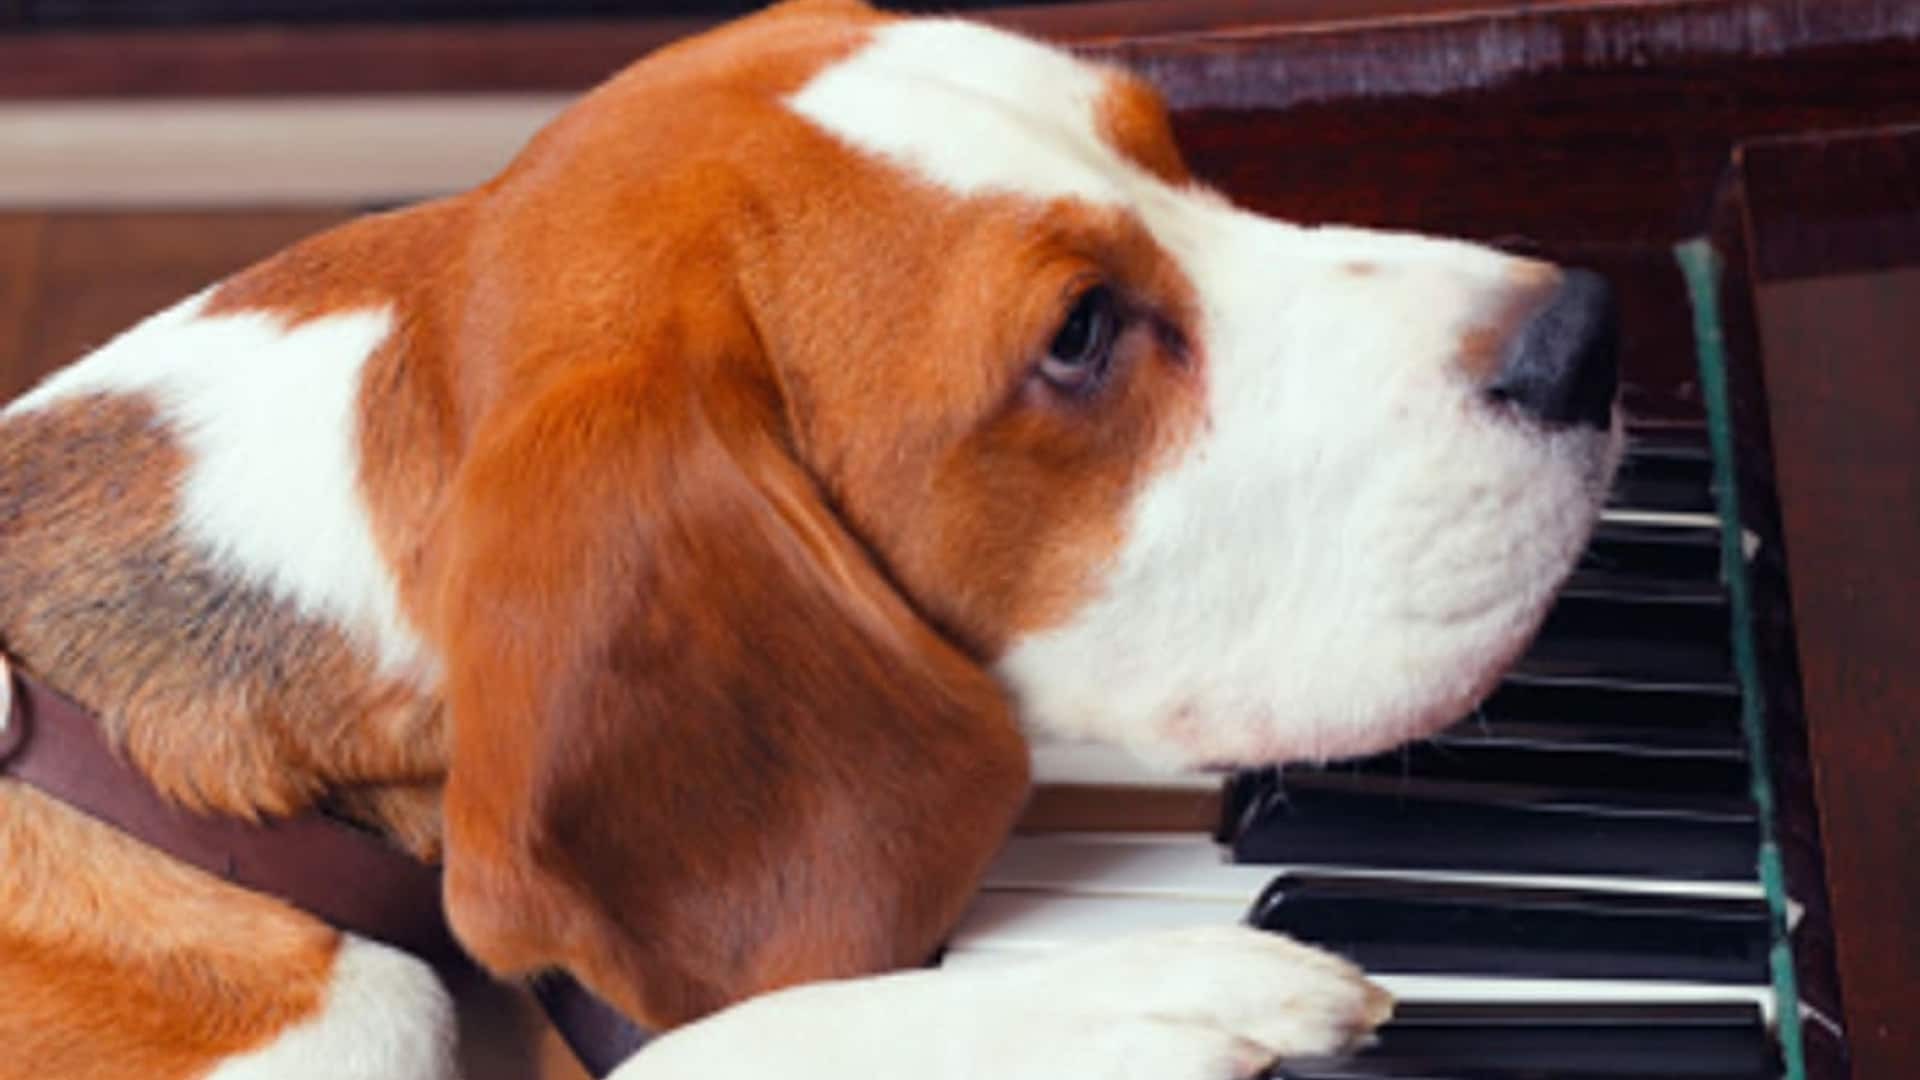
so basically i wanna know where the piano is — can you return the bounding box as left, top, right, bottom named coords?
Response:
left=2, top=2, right=1915, bottom=1077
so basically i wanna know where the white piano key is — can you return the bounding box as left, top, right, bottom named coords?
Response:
left=1028, top=740, right=1221, bottom=790
left=1599, top=507, right=1723, bottom=531
left=985, top=833, right=1274, bottom=899
left=1367, top=975, right=1776, bottom=1022
left=948, top=889, right=1240, bottom=955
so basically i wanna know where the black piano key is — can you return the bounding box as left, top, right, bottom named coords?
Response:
left=1608, top=428, right=1717, bottom=516
left=1322, top=739, right=1749, bottom=799
left=1223, top=771, right=1760, bottom=881
left=1466, top=681, right=1742, bottom=746
left=1505, top=662, right=1734, bottom=697
left=1517, top=590, right=1732, bottom=689
left=1247, top=874, right=1771, bottom=983
left=1270, top=1002, right=1775, bottom=1080
left=1433, top=719, right=1745, bottom=761
left=1574, top=521, right=1723, bottom=595
left=1563, top=565, right=1724, bottom=606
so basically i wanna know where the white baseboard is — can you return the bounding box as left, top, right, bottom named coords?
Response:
left=0, top=95, right=571, bottom=207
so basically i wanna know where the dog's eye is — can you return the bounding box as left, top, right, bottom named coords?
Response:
left=1039, top=287, right=1118, bottom=394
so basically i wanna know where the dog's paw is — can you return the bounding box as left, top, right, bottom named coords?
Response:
left=1031, top=1014, right=1286, bottom=1080
left=610, top=926, right=1388, bottom=1080
left=1003, top=926, right=1393, bottom=1075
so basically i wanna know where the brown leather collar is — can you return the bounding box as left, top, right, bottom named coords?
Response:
left=0, top=653, right=649, bottom=1075
left=0, top=652, right=465, bottom=967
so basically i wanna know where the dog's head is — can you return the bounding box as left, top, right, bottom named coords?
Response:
left=410, top=0, right=1619, bottom=1025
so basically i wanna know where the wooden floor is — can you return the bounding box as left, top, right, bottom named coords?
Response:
left=0, top=209, right=357, bottom=402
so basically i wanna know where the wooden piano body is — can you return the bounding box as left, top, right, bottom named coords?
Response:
left=1, top=1, right=1915, bottom=1076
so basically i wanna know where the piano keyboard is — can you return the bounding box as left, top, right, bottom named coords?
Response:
left=944, top=429, right=1786, bottom=1078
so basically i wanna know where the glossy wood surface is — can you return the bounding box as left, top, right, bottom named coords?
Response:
left=1740, top=125, right=1920, bottom=1080
left=0, top=0, right=1910, bottom=99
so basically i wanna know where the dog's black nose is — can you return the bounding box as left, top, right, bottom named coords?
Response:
left=1486, top=269, right=1618, bottom=429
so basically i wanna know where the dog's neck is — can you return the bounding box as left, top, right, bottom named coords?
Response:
left=0, top=478, right=450, bottom=857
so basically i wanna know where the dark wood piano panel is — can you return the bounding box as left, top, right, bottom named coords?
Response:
left=1734, top=127, right=1920, bottom=1080
left=2, top=3, right=1916, bottom=1077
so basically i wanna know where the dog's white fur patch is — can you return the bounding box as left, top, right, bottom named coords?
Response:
left=204, top=935, right=456, bottom=1080
left=788, top=19, right=1123, bottom=204
left=789, top=19, right=1618, bottom=768
left=4, top=293, right=439, bottom=686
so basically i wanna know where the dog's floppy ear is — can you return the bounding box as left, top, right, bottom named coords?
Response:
left=433, top=336, right=1029, bottom=1028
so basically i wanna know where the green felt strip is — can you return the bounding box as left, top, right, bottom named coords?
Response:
left=1675, top=238, right=1804, bottom=1080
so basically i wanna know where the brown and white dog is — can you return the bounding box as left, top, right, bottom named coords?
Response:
left=0, top=1, right=1621, bottom=1077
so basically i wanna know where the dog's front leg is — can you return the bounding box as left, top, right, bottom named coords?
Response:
left=609, top=927, right=1390, bottom=1079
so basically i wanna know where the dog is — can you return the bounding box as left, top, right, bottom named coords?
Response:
left=0, top=1, right=1620, bottom=1076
